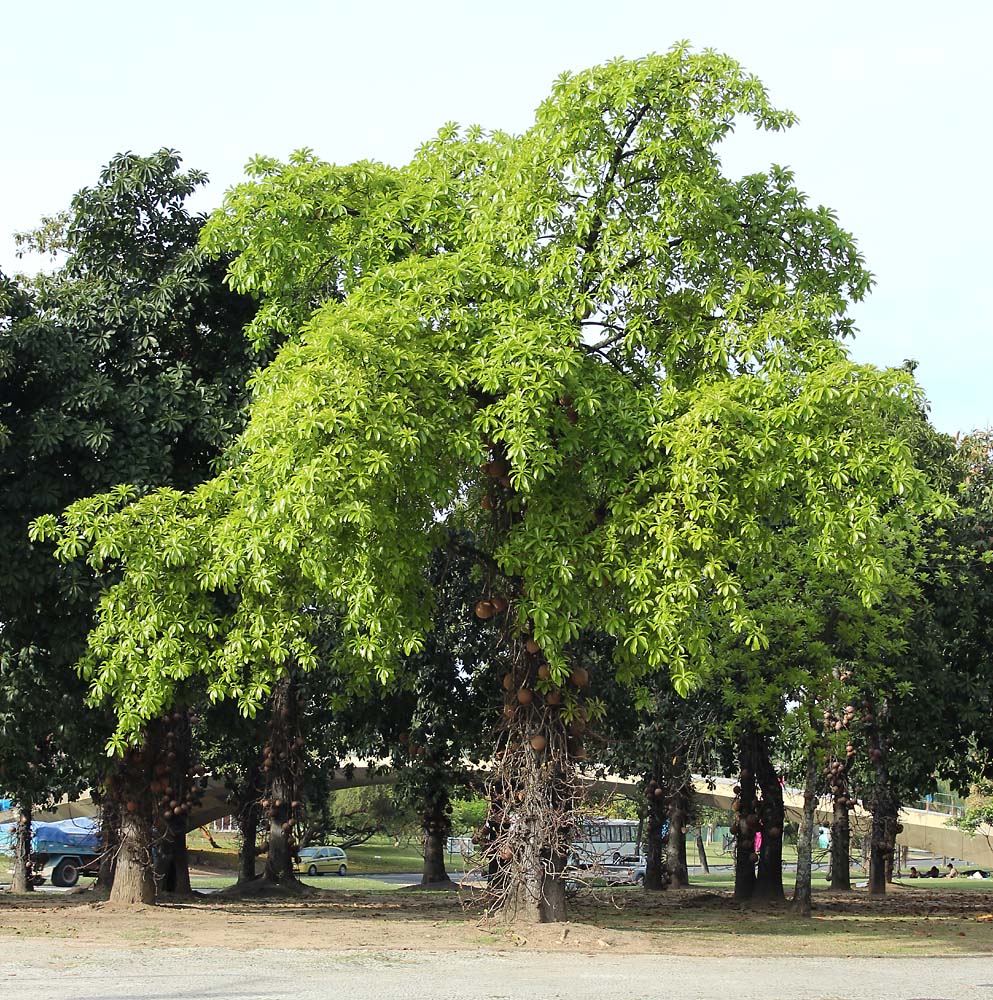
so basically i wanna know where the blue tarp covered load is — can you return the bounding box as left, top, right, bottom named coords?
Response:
left=1, top=817, right=100, bottom=854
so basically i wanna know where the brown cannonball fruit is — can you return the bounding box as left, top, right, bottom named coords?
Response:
left=537, top=663, right=551, bottom=681
left=502, top=673, right=514, bottom=691
left=545, top=689, right=562, bottom=705
left=525, top=639, right=541, bottom=655
left=490, top=596, right=509, bottom=615
left=475, top=600, right=495, bottom=620
left=517, top=688, right=534, bottom=706
left=530, top=734, right=548, bottom=752
left=654, top=787, right=664, bottom=798
left=569, top=718, right=586, bottom=737
left=570, top=666, right=589, bottom=688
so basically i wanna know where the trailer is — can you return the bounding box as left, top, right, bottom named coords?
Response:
left=26, top=818, right=101, bottom=887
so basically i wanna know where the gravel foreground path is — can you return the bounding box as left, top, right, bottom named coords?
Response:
left=1, top=945, right=991, bottom=1000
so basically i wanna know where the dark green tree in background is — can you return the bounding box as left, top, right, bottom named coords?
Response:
left=0, top=149, right=263, bottom=898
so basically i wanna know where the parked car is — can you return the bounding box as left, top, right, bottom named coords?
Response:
left=294, top=845, right=348, bottom=877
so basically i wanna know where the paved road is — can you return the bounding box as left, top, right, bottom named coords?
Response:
left=1, top=945, right=990, bottom=1000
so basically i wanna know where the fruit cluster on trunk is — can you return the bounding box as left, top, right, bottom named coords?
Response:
left=479, top=627, right=587, bottom=923
left=733, top=731, right=785, bottom=903
left=260, top=677, right=305, bottom=884
left=150, top=708, right=205, bottom=895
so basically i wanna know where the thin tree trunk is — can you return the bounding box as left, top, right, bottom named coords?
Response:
left=10, top=803, right=32, bottom=893
left=883, top=800, right=898, bottom=884
left=793, top=735, right=819, bottom=918
left=696, top=831, right=710, bottom=874
left=667, top=764, right=690, bottom=888
left=754, top=731, right=785, bottom=903
left=237, top=762, right=263, bottom=884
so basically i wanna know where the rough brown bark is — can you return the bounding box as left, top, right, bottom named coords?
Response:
left=793, top=736, right=819, bottom=918
left=754, top=731, right=785, bottom=903
left=10, top=803, right=33, bottom=893
left=666, top=765, right=690, bottom=888
left=110, top=740, right=157, bottom=905
left=112, top=807, right=155, bottom=904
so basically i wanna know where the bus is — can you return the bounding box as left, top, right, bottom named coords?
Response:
left=571, top=818, right=643, bottom=866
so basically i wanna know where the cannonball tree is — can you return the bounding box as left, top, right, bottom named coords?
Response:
left=35, top=47, right=939, bottom=922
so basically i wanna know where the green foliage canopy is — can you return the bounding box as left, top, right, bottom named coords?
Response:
left=36, top=50, right=942, bottom=749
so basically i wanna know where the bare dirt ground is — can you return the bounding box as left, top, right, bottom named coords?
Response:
left=1, top=885, right=992, bottom=958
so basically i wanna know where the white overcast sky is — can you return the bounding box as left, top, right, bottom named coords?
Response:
left=3, top=0, right=989, bottom=434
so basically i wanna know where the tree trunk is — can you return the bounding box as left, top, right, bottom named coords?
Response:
left=151, top=710, right=193, bottom=895
left=540, top=850, right=568, bottom=922
left=112, top=807, right=155, bottom=905
left=883, top=801, right=898, bottom=884
left=830, top=786, right=852, bottom=891
left=10, top=802, right=33, bottom=893
left=867, top=715, right=894, bottom=897
left=110, top=741, right=156, bottom=905
left=666, top=767, right=690, bottom=889
left=153, top=822, right=191, bottom=895
left=695, top=831, right=710, bottom=874
left=486, top=619, right=577, bottom=923
left=262, top=677, right=301, bottom=885
left=643, top=776, right=668, bottom=891
left=421, top=784, right=452, bottom=885
left=236, top=762, right=263, bottom=884
left=734, top=735, right=758, bottom=902
left=793, top=735, right=819, bottom=918
left=754, top=731, right=785, bottom=903
left=96, top=780, right=121, bottom=889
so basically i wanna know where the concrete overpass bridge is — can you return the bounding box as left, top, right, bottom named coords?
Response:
left=7, top=761, right=992, bottom=868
